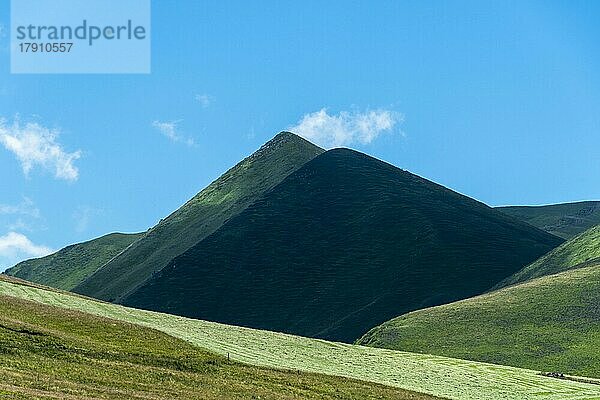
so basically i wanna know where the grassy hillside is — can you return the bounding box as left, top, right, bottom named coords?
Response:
left=0, top=285, right=436, bottom=399
left=497, top=201, right=600, bottom=239
left=3, top=232, right=141, bottom=290
left=358, top=262, right=600, bottom=379
left=124, top=148, right=561, bottom=343
left=494, top=224, right=600, bottom=289
left=2, top=276, right=600, bottom=400
left=74, top=132, right=324, bottom=302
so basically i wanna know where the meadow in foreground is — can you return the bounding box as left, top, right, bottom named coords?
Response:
left=2, top=276, right=600, bottom=400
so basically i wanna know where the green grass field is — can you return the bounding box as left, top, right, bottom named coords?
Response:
left=2, top=276, right=600, bottom=400
left=4, top=232, right=142, bottom=290
left=0, top=291, right=437, bottom=399
left=494, top=224, right=600, bottom=289
left=358, top=262, right=600, bottom=379
left=497, top=201, right=600, bottom=239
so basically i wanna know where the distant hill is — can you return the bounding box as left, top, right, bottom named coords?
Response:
left=357, top=260, right=600, bottom=379
left=493, top=224, right=600, bottom=289
left=74, top=132, right=324, bottom=302
left=4, top=232, right=141, bottom=290
left=497, top=201, right=600, bottom=239
left=123, top=148, right=561, bottom=343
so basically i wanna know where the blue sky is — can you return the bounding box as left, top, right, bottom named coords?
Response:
left=0, top=0, right=599, bottom=269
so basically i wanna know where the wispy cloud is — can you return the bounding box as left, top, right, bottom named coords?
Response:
left=288, top=108, right=403, bottom=148
left=0, top=197, right=40, bottom=218
left=72, top=205, right=103, bottom=233
left=0, top=197, right=43, bottom=232
left=8, top=219, right=33, bottom=232
left=0, top=118, right=82, bottom=181
left=195, top=94, right=214, bottom=109
left=152, top=120, right=195, bottom=146
left=0, top=232, right=53, bottom=271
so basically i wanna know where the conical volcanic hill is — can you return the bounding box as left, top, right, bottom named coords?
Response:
left=123, top=147, right=561, bottom=342
left=74, top=132, right=324, bottom=302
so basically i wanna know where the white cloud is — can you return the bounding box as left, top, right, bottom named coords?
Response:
left=0, top=197, right=40, bottom=218
left=195, top=94, right=213, bottom=108
left=152, top=120, right=195, bottom=146
left=0, top=232, right=53, bottom=270
left=0, top=197, right=43, bottom=232
left=288, top=108, right=403, bottom=148
left=0, top=118, right=82, bottom=181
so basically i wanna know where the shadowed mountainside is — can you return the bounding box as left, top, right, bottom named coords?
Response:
left=124, top=148, right=561, bottom=342
left=74, top=132, right=324, bottom=302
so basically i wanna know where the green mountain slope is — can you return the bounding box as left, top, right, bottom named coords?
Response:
left=494, top=224, right=600, bottom=289
left=74, top=132, right=324, bottom=302
left=124, top=148, right=561, bottom=343
left=358, top=262, right=600, bottom=379
left=3, top=276, right=600, bottom=400
left=3, top=232, right=142, bottom=290
left=497, top=201, right=600, bottom=239
left=0, top=279, right=435, bottom=400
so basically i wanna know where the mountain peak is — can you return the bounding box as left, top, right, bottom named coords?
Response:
left=266, top=131, right=305, bottom=144
left=74, top=131, right=323, bottom=302
left=249, top=131, right=323, bottom=161
left=123, top=144, right=560, bottom=342
left=275, top=130, right=297, bottom=139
